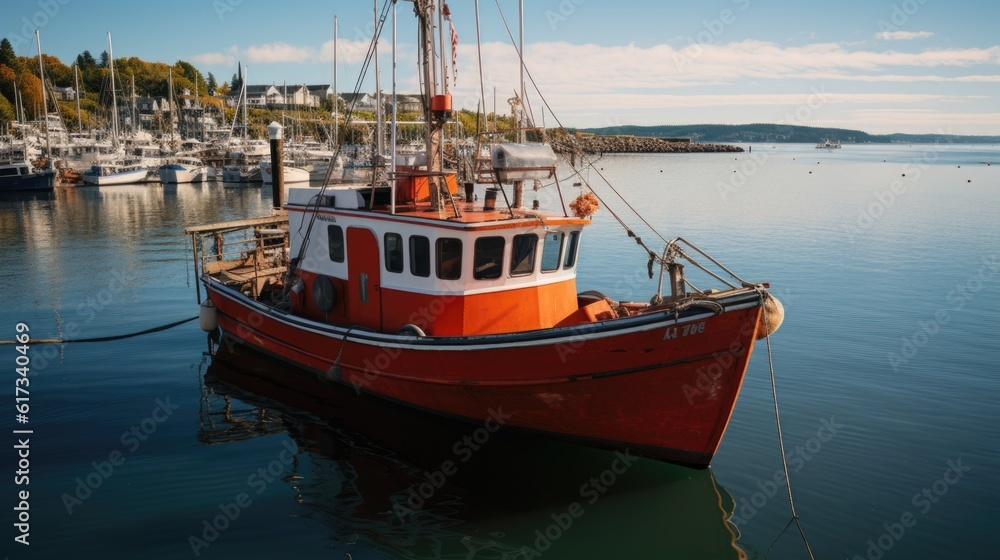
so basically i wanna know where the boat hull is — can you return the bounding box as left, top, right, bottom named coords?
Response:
left=81, top=169, right=149, bottom=186
left=158, top=166, right=206, bottom=184
left=0, top=170, right=56, bottom=191
left=205, top=280, right=762, bottom=468
left=260, top=162, right=310, bottom=184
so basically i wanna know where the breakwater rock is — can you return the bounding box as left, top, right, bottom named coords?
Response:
left=553, top=136, right=743, bottom=155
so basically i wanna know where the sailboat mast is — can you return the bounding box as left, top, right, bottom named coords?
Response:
left=333, top=16, right=338, bottom=146
left=168, top=67, right=174, bottom=147
left=35, top=30, right=51, bottom=161
left=74, top=64, right=82, bottom=132
left=242, top=66, right=247, bottom=141
left=108, top=32, right=119, bottom=147
left=132, top=74, right=137, bottom=134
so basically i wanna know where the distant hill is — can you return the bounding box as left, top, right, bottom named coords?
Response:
left=578, top=124, right=1000, bottom=144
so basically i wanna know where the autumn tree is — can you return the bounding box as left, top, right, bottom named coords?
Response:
left=41, top=54, right=72, bottom=86
left=0, top=63, right=16, bottom=109
left=17, top=69, right=42, bottom=120
left=0, top=92, right=15, bottom=124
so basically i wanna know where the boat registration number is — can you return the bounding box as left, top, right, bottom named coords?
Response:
left=663, top=321, right=705, bottom=340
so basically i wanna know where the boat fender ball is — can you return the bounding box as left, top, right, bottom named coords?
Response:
left=755, top=293, right=785, bottom=340
left=199, top=299, right=219, bottom=332
left=312, top=276, right=337, bottom=312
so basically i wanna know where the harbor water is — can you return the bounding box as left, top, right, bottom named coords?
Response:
left=1, top=144, right=997, bottom=559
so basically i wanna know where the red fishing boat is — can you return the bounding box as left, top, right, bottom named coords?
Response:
left=186, top=1, right=783, bottom=469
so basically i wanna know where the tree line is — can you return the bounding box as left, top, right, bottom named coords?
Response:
left=0, top=37, right=224, bottom=132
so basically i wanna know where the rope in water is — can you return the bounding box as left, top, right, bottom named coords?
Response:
left=0, top=316, right=198, bottom=345
left=759, top=289, right=816, bottom=560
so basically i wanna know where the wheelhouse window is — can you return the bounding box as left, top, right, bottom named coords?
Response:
left=436, top=238, right=463, bottom=280
left=474, top=237, right=505, bottom=280
left=409, top=235, right=430, bottom=277
left=328, top=225, right=344, bottom=262
left=510, top=234, right=538, bottom=276
left=541, top=231, right=564, bottom=272
left=564, top=230, right=581, bottom=268
left=384, top=233, right=404, bottom=273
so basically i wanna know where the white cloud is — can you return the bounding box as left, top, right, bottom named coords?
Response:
left=191, top=52, right=235, bottom=66
left=244, top=42, right=316, bottom=64
left=875, top=31, right=935, bottom=40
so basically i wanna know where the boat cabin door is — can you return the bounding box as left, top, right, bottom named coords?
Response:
left=346, top=227, right=382, bottom=331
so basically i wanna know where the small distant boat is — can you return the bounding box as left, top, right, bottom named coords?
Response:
left=222, top=164, right=262, bottom=183
left=815, top=139, right=841, bottom=149
left=158, top=157, right=207, bottom=184
left=81, top=161, right=150, bottom=186
left=0, top=162, right=56, bottom=192
left=259, top=159, right=310, bottom=184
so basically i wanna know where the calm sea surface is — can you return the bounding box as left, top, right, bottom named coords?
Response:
left=1, top=144, right=997, bottom=559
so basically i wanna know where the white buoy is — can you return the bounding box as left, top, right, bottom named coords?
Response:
left=199, top=299, right=219, bottom=332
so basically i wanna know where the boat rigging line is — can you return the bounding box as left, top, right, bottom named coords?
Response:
left=287, top=0, right=394, bottom=298
left=0, top=316, right=198, bottom=345
left=759, top=289, right=817, bottom=560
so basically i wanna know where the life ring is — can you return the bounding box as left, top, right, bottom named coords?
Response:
left=396, top=324, right=426, bottom=337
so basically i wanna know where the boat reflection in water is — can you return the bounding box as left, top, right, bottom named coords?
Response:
left=201, top=339, right=748, bottom=559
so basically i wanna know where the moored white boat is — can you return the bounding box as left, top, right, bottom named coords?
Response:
left=259, top=159, right=310, bottom=184
left=82, top=162, right=150, bottom=185
left=158, top=157, right=207, bottom=183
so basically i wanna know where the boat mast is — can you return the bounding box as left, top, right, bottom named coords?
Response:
left=374, top=0, right=383, bottom=182
left=438, top=2, right=448, bottom=94
left=241, top=65, right=247, bottom=142
left=417, top=0, right=443, bottom=210
left=168, top=67, right=175, bottom=148
left=35, top=30, right=51, bottom=162
left=107, top=32, right=120, bottom=149
left=518, top=0, right=525, bottom=143
left=132, top=74, right=138, bottom=135
left=73, top=63, right=82, bottom=132
left=390, top=0, right=397, bottom=214
left=333, top=15, right=338, bottom=147
left=513, top=0, right=525, bottom=208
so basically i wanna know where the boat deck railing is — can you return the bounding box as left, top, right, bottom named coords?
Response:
left=184, top=214, right=290, bottom=303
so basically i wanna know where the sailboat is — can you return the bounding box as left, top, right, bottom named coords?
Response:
left=186, top=2, right=783, bottom=468
left=158, top=69, right=207, bottom=184
left=83, top=32, right=151, bottom=186
left=3, top=31, right=58, bottom=191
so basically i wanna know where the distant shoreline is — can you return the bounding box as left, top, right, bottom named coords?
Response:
left=576, top=124, right=1000, bottom=146
left=554, top=135, right=743, bottom=155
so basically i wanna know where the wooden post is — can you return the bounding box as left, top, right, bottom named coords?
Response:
left=268, top=121, right=284, bottom=209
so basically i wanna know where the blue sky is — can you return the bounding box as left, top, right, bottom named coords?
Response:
left=6, top=0, right=999, bottom=134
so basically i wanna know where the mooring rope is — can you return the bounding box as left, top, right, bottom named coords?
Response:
left=759, top=288, right=816, bottom=560
left=0, top=316, right=198, bottom=345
